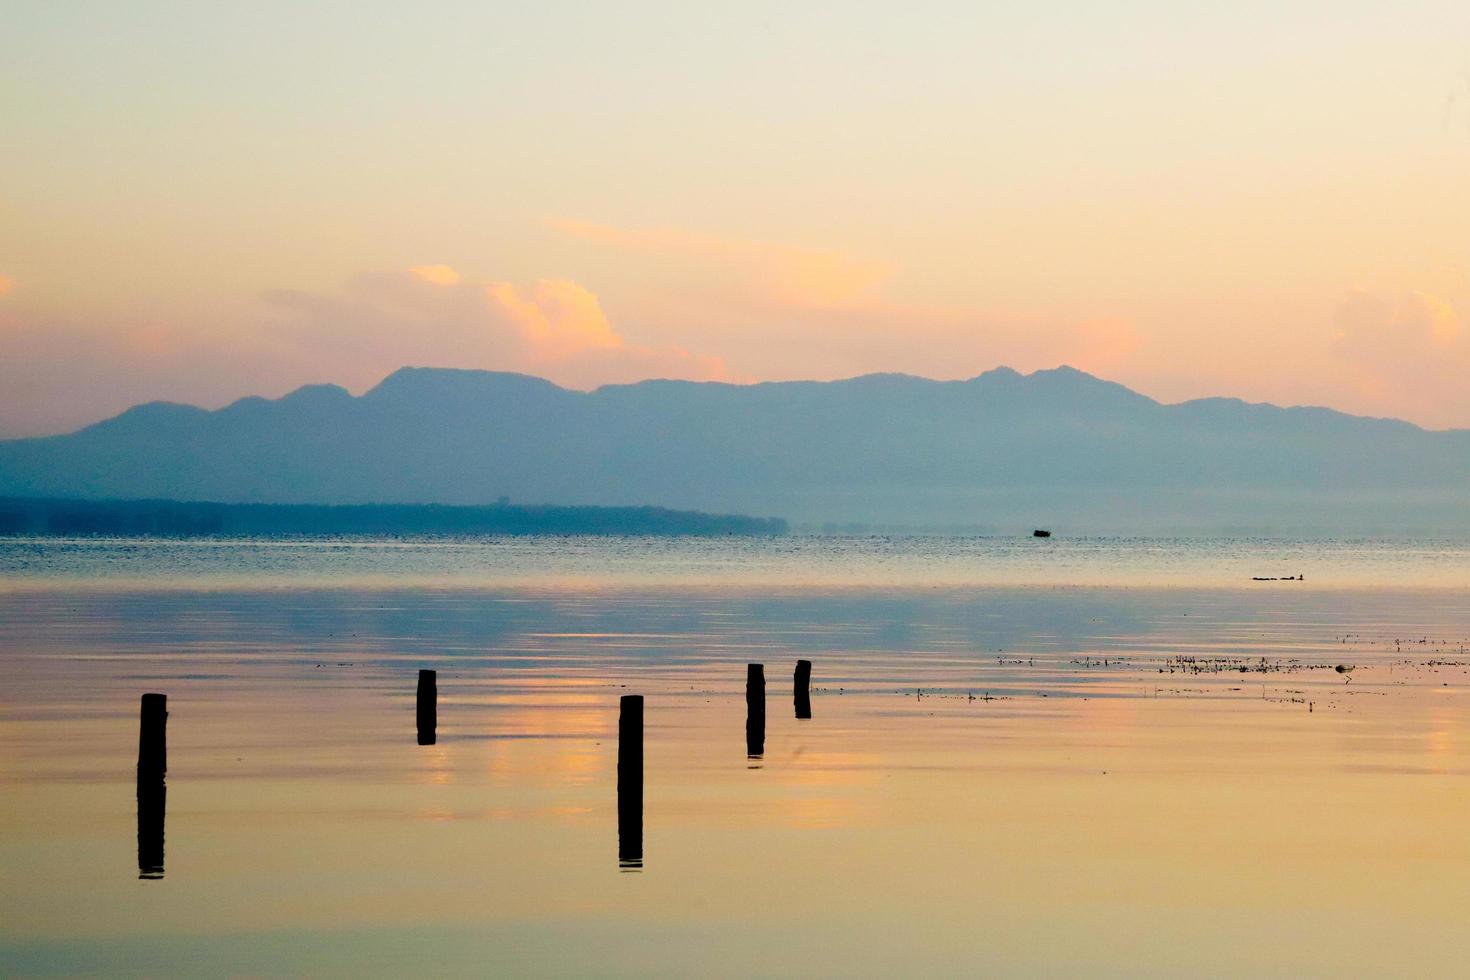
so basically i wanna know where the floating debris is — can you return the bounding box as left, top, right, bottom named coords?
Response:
left=1159, top=655, right=1314, bottom=675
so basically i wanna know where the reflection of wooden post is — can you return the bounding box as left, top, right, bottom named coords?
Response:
left=794, top=659, right=812, bottom=720
left=746, top=664, right=766, bottom=758
left=618, top=695, right=644, bottom=869
left=417, top=669, right=437, bottom=746
left=138, top=693, right=167, bottom=776
left=137, top=693, right=167, bottom=879
left=137, top=770, right=166, bottom=879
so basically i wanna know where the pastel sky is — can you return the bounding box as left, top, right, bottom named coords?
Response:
left=3, top=1, right=1469, bottom=436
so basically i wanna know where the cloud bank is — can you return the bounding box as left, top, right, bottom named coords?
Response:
left=548, top=218, right=1147, bottom=383
left=0, top=268, right=727, bottom=437
left=1330, top=288, right=1468, bottom=426
left=1, top=236, right=1466, bottom=438
left=264, top=267, right=727, bottom=390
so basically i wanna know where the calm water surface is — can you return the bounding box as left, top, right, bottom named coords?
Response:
left=3, top=532, right=1470, bottom=588
left=3, top=536, right=1470, bottom=976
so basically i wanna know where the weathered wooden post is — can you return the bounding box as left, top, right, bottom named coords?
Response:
left=417, top=669, right=437, bottom=746
left=137, top=693, right=167, bottom=879
left=618, top=694, right=644, bottom=869
left=794, top=659, right=812, bottom=719
left=138, top=693, right=167, bottom=775
left=746, top=663, right=766, bottom=758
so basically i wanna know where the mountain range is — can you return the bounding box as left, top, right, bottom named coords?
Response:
left=2, top=366, right=1467, bottom=533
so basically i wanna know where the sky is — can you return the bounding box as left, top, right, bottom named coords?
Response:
left=2, top=0, right=1469, bottom=436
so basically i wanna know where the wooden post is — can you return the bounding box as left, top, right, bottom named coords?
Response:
left=138, top=693, right=167, bottom=776
left=618, top=694, right=643, bottom=869
left=136, top=693, right=167, bottom=879
left=746, top=663, right=766, bottom=758
left=794, top=659, right=812, bottom=720
left=417, top=669, right=437, bottom=746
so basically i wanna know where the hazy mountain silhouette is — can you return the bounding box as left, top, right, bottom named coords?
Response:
left=2, top=365, right=1467, bottom=533
left=0, top=497, right=786, bottom=537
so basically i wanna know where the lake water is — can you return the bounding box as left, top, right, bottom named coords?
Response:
left=3, top=536, right=1470, bottom=976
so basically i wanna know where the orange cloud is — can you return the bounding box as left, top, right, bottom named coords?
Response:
left=548, top=218, right=893, bottom=309
left=263, top=267, right=730, bottom=391
left=1334, top=289, right=1460, bottom=349
left=0, top=275, right=13, bottom=298
left=409, top=264, right=461, bottom=286
left=484, top=279, right=622, bottom=357
left=1329, top=288, right=1469, bottom=426
left=1416, top=291, right=1459, bottom=345
left=0, top=266, right=734, bottom=436
left=549, top=217, right=1149, bottom=384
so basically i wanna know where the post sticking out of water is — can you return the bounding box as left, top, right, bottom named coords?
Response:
left=794, top=659, right=812, bottom=720
left=417, top=669, right=437, bottom=746
left=138, top=693, right=167, bottom=776
left=137, top=693, right=167, bottom=879
left=746, top=663, right=766, bottom=758
left=618, top=694, right=644, bottom=869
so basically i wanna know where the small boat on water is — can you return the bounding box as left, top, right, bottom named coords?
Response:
left=1032, top=529, right=1051, bottom=538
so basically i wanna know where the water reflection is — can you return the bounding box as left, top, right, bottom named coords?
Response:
left=617, top=695, right=643, bottom=869
left=417, top=669, right=437, bottom=746
left=136, top=772, right=166, bottom=879
left=746, top=664, right=765, bottom=760
left=5, top=581, right=1470, bottom=975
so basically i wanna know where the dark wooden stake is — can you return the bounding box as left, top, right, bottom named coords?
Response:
left=794, top=659, right=812, bottom=719
left=136, top=693, right=167, bottom=879
left=417, top=669, right=437, bottom=746
left=618, top=694, right=644, bottom=868
left=138, top=693, right=167, bottom=776
left=746, top=663, right=766, bottom=758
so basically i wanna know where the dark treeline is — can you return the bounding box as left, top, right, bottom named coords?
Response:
left=0, top=497, right=789, bottom=538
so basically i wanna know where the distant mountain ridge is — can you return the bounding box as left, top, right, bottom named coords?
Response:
left=0, top=497, right=787, bottom=538
left=2, top=366, right=1467, bottom=533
